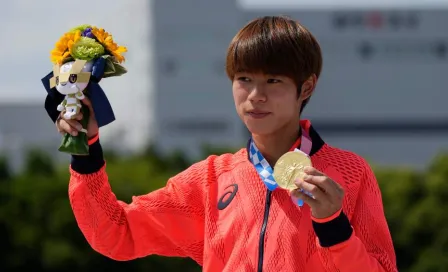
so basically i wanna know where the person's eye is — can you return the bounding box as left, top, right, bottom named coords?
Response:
left=267, top=78, right=282, bottom=84
left=237, top=77, right=251, bottom=82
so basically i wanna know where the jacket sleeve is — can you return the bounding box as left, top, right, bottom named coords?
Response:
left=312, top=161, right=398, bottom=272
left=68, top=139, right=210, bottom=265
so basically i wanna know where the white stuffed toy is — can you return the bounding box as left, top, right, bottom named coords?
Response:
left=53, top=60, right=93, bottom=120
left=44, top=24, right=127, bottom=155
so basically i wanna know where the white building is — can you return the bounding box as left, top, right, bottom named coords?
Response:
left=151, top=0, right=448, bottom=168
left=1, top=0, right=447, bottom=171
left=0, top=0, right=154, bottom=171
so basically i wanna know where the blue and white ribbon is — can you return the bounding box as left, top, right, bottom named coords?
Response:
left=249, top=128, right=313, bottom=207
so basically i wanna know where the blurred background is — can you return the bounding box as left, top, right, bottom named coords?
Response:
left=1, top=0, right=447, bottom=271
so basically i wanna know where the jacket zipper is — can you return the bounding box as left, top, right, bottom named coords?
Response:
left=257, top=189, right=273, bottom=272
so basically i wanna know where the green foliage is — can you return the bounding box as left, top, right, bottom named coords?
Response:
left=0, top=147, right=447, bottom=272
left=23, top=148, right=55, bottom=176
left=374, top=153, right=448, bottom=271
left=0, top=155, right=10, bottom=181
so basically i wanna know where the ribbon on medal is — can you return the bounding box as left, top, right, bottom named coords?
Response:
left=248, top=127, right=314, bottom=207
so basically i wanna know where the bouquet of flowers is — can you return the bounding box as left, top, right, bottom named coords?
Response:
left=41, top=24, right=127, bottom=155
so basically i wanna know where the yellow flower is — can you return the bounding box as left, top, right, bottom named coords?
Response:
left=50, top=30, right=81, bottom=64
left=91, top=27, right=127, bottom=63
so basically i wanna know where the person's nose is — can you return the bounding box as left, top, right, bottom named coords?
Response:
left=247, top=84, right=267, bottom=103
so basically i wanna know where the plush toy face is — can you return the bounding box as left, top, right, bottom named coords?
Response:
left=55, top=60, right=93, bottom=95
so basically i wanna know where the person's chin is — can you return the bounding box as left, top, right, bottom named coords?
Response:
left=245, top=121, right=275, bottom=136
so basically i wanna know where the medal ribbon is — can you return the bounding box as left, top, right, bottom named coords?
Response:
left=248, top=125, right=313, bottom=206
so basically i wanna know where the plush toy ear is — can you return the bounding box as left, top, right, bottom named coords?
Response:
left=42, top=70, right=64, bottom=123
left=42, top=71, right=56, bottom=95
left=49, top=64, right=60, bottom=88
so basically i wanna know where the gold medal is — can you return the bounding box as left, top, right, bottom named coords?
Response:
left=273, top=151, right=312, bottom=191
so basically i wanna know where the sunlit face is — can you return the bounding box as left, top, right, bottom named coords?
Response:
left=55, top=60, right=93, bottom=95
left=232, top=73, right=304, bottom=136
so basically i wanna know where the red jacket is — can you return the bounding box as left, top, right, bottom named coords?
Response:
left=69, top=120, right=397, bottom=271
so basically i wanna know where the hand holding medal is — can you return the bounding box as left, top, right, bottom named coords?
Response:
left=273, top=151, right=344, bottom=219
left=273, top=151, right=313, bottom=207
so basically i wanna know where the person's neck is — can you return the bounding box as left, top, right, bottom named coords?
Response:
left=252, top=121, right=301, bottom=166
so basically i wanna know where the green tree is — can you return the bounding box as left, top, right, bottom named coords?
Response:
left=376, top=153, right=448, bottom=271
left=23, top=149, right=55, bottom=176
left=0, top=147, right=447, bottom=272
left=0, top=155, right=10, bottom=181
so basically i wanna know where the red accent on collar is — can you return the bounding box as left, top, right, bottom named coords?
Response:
left=288, top=119, right=312, bottom=151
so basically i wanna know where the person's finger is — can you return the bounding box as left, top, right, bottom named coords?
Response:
left=307, top=171, right=344, bottom=196
left=60, top=110, right=82, bottom=122
left=56, top=121, right=65, bottom=135
left=295, top=178, right=326, bottom=201
left=291, top=188, right=318, bottom=206
left=302, top=175, right=335, bottom=195
left=75, top=112, right=83, bottom=121
left=81, top=96, right=92, bottom=107
left=64, top=119, right=83, bottom=131
left=303, top=167, right=342, bottom=194
left=303, top=166, right=325, bottom=176
left=58, top=120, right=79, bottom=136
left=58, top=111, right=82, bottom=131
left=332, top=179, right=344, bottom=192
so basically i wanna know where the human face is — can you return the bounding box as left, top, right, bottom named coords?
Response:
left=232, top=73, right=302, bottom=136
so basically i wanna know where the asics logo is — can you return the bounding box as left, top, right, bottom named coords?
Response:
left=217, top=184, right=238, bottom=210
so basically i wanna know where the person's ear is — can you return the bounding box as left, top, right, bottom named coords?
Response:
left=299, top=74, right=317, bottom=101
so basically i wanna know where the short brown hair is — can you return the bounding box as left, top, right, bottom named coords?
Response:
left=226, top=15, right=323, bottom=112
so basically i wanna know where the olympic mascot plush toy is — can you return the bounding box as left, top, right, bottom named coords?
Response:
left=41, top=25, right=127, bottom=155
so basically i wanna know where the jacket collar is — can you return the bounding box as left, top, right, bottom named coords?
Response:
left=245, top=119, right=325, bottom=160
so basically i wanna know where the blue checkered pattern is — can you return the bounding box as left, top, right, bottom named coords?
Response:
left=248, top=139, right=314, bottom=207
left=249, top=140, right=278, bottom=191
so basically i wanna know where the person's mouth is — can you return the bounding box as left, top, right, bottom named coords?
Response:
left=246, top=110, right=271, bottom=119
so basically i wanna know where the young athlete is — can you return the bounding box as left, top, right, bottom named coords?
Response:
left=57, top=16, right=398, bottom=272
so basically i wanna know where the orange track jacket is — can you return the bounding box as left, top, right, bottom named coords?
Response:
left=69, top=120, right=397, bottom=272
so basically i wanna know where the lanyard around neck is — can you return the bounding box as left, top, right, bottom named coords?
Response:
left=248, top=127, right=313, bottom=192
